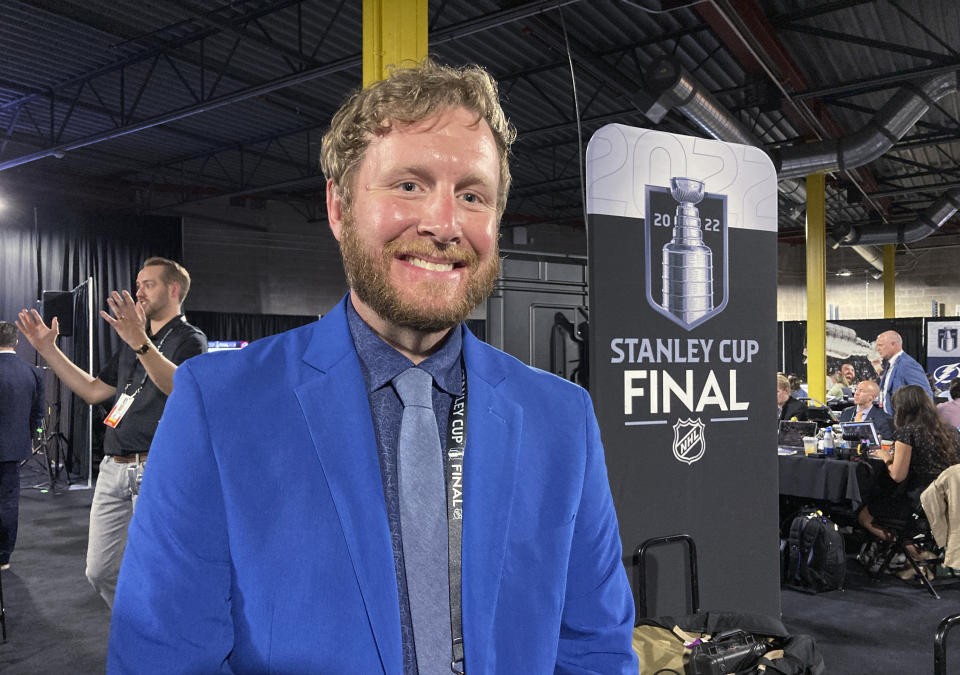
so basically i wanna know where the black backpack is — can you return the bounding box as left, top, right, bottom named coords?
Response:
left=782, top=511, right=846, bottom=593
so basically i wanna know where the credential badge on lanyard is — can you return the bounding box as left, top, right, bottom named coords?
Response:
left=103, top=325, right=175, bottom=429
left=104, top=393, right=135, bottom=428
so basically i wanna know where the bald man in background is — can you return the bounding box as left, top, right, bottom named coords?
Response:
left=875, top=330, right=932, bottom=417
left=838, top=380, right=893, bottom=440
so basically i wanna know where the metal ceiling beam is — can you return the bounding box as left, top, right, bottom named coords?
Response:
left=106, top=120, right=329, bottom=182
left=795, top=62, right=960, bottom=101
left=165, top=0, right=323, bottom=70
left=824, top=99, right=960, bottom=136
left=696, top=0, right=884, bottom=197
left=767, top=0, right=874, bottom=24
left=429, top=0, right=585, bottom=44
left=0, top=53, right=361, bottom=172
left=0, top=0, right=597, bottom=175
left=0, top=0, right=308, bottom=113
left=772, top=23, right=953, bottom=64
left=893, top=131, right=960, bottom=151
left=868, top=180, right=960, bottom=199
left=520, top=14, right=656, bottom=114
left=0, top=2, right=338, bottom=163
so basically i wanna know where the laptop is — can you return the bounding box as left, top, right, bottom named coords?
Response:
left=804, top=404, right=837, bottom=425
left=778, top=420, right=819, bottom=454
left=840, top=421, right=880, bottom=448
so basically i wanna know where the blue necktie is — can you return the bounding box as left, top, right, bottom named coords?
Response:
left=394, top=367, right=451, bottom=674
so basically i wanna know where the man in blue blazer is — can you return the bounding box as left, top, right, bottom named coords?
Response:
left=837, top=380, right=894, bottom=440
left=876, top=330, right=932, bottom=417
left=0, top=322, right=45, bottom=569
left=109, top=60, right=637, bottom=673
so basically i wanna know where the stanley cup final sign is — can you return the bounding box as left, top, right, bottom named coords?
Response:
left=586, top=126, right=780, bottom=616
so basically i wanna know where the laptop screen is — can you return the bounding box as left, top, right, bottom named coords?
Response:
left=778, top=420, right=819, bottom=449
left=840, top=421, right=880, bottom=447
left=804, top=405, right=837, bottom=424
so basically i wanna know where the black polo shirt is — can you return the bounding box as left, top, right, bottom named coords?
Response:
left=98, top=314, right=207, bottom=456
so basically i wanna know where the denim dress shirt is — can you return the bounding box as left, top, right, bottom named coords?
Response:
left=346, top=299, right=463, bottom=674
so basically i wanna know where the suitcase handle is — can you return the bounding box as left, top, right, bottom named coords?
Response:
left=633, top=534, right=700, bottom=624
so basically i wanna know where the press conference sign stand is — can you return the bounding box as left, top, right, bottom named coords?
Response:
left=586, top=126, right=779, bottom=617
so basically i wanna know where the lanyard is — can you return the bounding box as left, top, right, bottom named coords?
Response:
left=121, top=323, right=176, bottom=397
left=444, top=361, right=467, bottom=673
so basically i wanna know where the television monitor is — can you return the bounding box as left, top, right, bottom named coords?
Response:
left=208, top=340, right=249, bottom=352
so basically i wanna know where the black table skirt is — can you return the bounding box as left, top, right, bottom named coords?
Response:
left=778, top=453, right=882, bottom=510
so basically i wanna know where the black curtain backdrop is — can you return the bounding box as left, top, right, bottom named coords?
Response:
left=1, top=202, right=181, bottom=477
left=778, top=318, right=924, bottom=382
left=188, top=311, right=317, bottom=342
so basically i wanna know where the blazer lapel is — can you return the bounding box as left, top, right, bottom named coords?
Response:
left=460, top=331, right=523, bottom=662
left=294, top=303, right=402, bottom=675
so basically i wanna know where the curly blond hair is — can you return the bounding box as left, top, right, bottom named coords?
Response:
left=320, top=58, right=516, bottom=218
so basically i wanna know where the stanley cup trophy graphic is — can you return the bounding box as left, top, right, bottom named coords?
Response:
left=662, top=177, right=714, bottom=325
left=939, top=327, right=958, bottom=352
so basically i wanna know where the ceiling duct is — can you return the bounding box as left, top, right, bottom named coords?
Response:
left=830, top=187, right=960, bottom=246
left=644, top=57, right=808, bottom=204
left=644, top=57, right=959, bottom=254
left=771, top=72, right=958, bottom=179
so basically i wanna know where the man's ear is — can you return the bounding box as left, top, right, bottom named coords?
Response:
left=326, top=178, right=344, bottom=242
left=169, top=281, right=182, bottom=303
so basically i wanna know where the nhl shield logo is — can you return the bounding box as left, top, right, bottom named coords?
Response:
left=672, top=418, right=706, bottom=465
left=644, top=178, right=729, bottom=331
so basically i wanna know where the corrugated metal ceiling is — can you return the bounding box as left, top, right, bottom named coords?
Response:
left=0, top=0, right=957, bottom=248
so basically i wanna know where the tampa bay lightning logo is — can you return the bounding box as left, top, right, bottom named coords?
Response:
left=934, top=362, right=960, bottom=386
left=645, top=178, right=729, bottom=331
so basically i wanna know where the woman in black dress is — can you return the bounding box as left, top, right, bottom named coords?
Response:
left=858, top=385, right=960, bottom=546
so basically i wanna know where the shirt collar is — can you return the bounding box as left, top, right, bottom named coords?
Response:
left=151, top=314, right=185, bottom=340
left=346, top=295, right=463, bottom=395
left=888, top=350, right=903, bottom=367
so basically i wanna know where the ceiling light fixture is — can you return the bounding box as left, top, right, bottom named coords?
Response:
left=835, top=268, right=852, bottom=277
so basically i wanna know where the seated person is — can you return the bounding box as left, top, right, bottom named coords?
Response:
left=778, top=374, right=806, bottom=422
left=840, top=362, right=856, bottom=385
left=937, top=378, right=960, bottom=428
left=826, top=370, right=851, bottom=399
left=857, top=385, right=960, bottom=572
left=838, top=380, right=894, bottom=440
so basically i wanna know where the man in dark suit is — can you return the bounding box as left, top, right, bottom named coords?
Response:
left=0, top=321, right=45, bottom=570
left=778, top=374, right=806, bottom=421
left=838, top=379, right=894, bottom=440
left=876, top=330, right=932, bottom=417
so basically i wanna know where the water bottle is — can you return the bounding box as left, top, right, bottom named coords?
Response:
left=822, top=428, right=834, bottom=456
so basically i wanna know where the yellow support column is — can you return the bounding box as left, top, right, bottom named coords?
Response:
left=363, top=0, right=428, bottom=87
left=883, top=244, right=896, bottom=318
left=806, top=174, right=827, bottom=404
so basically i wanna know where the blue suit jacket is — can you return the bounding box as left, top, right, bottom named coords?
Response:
left=838, top=405, right=894, bottom=441
left=0, top=353, right=45, bottom=462
left=109, top=298, right=636, bottom=673
left=881, top=351, right=933, bottom=417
